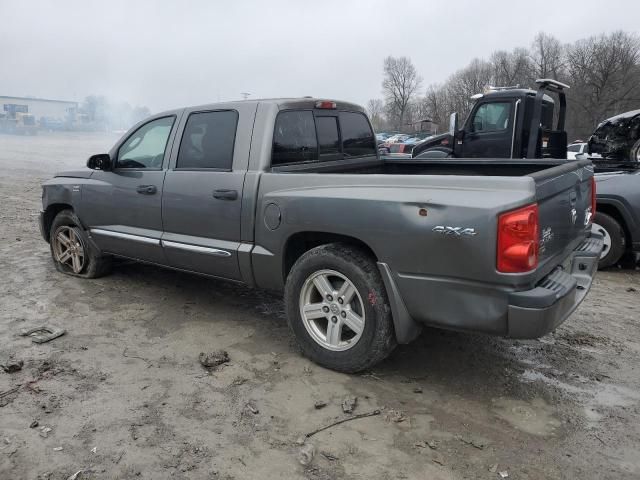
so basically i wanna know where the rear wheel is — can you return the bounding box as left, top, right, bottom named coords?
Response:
left=285, top=243, right=396, bottom=373
left=591, top=212, right=625, bottom=269
left=49, top=210, right=112, bottom=278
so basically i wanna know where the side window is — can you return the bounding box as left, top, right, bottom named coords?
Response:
left=177, top=110, right=238, bottom=170
left=117, top=116, right=174, bottom=169
left=567, top=144, right=580, bottom=153
left=339, top=112, right=376, bottom=157
left=272, top=110, right=317, bottom=165
left=316, top=116, right=340, bottom=156
left=471, top=102, right=511, bottom=133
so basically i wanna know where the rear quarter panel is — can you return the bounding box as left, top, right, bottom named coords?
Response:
left=252, top=172, right=537, bottom=292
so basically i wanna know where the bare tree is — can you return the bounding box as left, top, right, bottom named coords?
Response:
left=490, top=48, right=532, bottom=87
left=566, top=31, right=640, bottom=139
left=529, top=32, right=565, bottom=80
left=382, top=56, right=423, bottom=130
left=366, top=99, right=386, bottom=131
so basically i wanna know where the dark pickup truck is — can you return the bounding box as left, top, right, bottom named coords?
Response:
left=39, top=98, right=603, bottom=372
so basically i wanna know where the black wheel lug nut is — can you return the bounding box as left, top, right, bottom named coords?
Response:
left=322, top=306, right=330, bottom=313
left=331, top=316, right=338, bottom=323
left=338, top=298, right=343, bottom=304
left=341, top=311, right=346, bottom=318
left=327, top=295, right=333, bottom=302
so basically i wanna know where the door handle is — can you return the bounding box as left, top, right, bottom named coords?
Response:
left=136, top=185, right=157, bottom=195
left=212, top=189, right=238, bottom=200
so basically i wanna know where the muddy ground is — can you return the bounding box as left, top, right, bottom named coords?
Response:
left=0, top=132, right=639, bottom=480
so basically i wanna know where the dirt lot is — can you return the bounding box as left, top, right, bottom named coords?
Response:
left=1, top=132, right=639, bottom=480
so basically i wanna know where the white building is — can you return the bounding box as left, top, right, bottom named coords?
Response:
left=0, top=95, right=78, bottom=122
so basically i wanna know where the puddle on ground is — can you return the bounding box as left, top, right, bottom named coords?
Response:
left=491, top=397, right=561, bottom=436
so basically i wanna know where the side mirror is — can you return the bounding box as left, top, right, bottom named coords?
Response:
left=87, top=153, right=112, bottom=171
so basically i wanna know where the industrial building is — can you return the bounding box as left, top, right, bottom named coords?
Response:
left=0, top=95, right=78, bottom=125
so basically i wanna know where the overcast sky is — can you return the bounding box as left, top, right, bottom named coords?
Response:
left=1, top=0, right=638, bottom=112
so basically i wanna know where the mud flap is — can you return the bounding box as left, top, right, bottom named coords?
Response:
left=377, top=262, right=422, bottom=344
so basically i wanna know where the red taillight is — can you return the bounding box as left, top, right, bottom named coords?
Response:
left=497, top=203, right=539, bottom=273
left=315, top=101, right=337, bottom=109
left=590, top=176, right=596, bottom=219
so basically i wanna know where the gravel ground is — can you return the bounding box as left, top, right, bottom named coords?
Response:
left=0, top=132, right=639, bottom=480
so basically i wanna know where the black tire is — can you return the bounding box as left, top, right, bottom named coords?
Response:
left=285, top=243, right=396, bottom=373
left=592, top=212, right=626, bottom=269
left=49, top=209, right=112, bottom=278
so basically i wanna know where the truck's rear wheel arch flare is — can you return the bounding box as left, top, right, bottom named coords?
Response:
left=43, top=203, right=74, bottom=243
left=283, top=232, right=377, bottom=282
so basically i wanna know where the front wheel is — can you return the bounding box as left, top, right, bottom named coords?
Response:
left=49, top=210, right=112, bottom=278
left=591, top=212, right=626, bottom=269
left=285, top=243, right=396, bottom=373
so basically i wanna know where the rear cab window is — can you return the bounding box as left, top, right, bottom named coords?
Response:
left=271, top=107, right=376, bottom=167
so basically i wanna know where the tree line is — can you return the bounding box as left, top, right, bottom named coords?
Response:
left=369, top=31, right=640, bottom=141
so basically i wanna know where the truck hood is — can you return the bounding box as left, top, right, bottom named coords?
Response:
left=411, top=133, right=453, bottom=157
left=54, top=170, right=94, bottom=179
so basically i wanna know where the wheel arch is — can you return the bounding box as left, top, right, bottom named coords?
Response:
left=42, top=203, right=74, bottom=242
left=282, top=231, right=377, bottom=282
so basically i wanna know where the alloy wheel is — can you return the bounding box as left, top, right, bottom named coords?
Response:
left=52, top=226, right=86, bottom=273
left=299, top=269, right=365, bottom=351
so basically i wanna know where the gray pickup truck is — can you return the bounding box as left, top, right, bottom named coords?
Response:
left=39, top=98, right=603, bottom=372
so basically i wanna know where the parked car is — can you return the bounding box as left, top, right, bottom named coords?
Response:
left=39, top=98, right=602, bottom=373
left=588, top=109, right=640, bottom=162
left=567, top=142, right=588, bottom=160
left=591, top=165, right=640, bottom=268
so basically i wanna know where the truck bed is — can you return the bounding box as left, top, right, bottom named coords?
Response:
left=272, top=156, right=570, bottom=177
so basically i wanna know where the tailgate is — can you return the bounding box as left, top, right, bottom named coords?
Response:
left=530, top=159, right=594, bottom=279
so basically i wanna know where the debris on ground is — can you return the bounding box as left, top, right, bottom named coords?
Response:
left=305, top=409, right=381, bottom=439
left=0, top=385, right=21, bottom=407
left=244, top=401, right=259, bottom=415
left=198, top=350, right=229, bottom=369
left=499, top=471, right=509, bottom=478
left=341, top=396, right=357, bottom=414
left=1, top=357, right=24, bottom=373
left=297, top=443, right=315, bottom=466
left=53, top=446, right=63, bottom=451
left=29, top=420, right=38, bottom=428
left=67, top=471, right=84, bottom=480
left=20, top=325, right=66, bottom=344
left=321, top=451, right=338, bottom=461
left=456, top=434, right=486, bottom=450
left=231, top=376, right=247, bottom=386
left=91, top=446, right=97, bottom=454
left=314, top=400, right=327, bottom=410
left=626, top=287, right=636, bottom=292
left=39, top=426, right=52, bottom=438
left=385, top=409, right=407, bottom=423
left=431, top=452, right=446, bottom=466
left=489, top=464, right=498, bottom=473
left=413, top=387, right=423, bottom=394
left=303, top=366, right=312, bottom=375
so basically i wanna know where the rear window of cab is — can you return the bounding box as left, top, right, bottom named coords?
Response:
left=272, top=110, right=376, bottom=165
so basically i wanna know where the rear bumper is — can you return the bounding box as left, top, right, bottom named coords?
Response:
left=506, top=234, right=603, bottom=338
left=382, top=234, right=604, bottom=343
